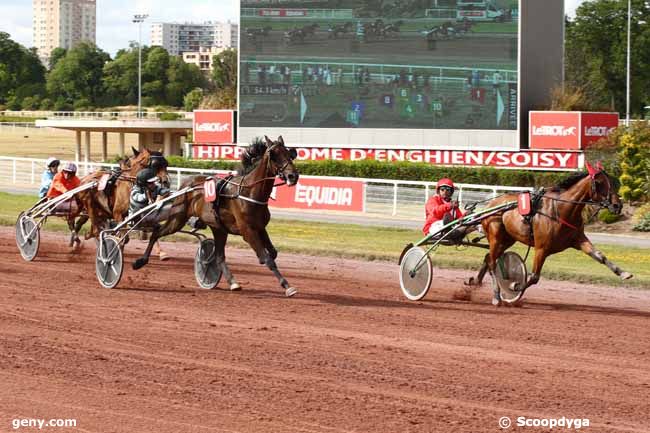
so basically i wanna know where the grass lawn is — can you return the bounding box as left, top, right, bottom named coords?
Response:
left=0, top=116, right=43, bottom=123
left=3, top=192, right=649, bottom=289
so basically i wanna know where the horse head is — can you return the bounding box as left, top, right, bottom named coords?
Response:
left=130, top=147, right=171, bottom=187
left=586, top=161, right=622, bottom=214
left=263, top=135, right=299, bottom=186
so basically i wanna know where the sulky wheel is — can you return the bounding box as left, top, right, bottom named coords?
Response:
left=15, top=212, right=40, bottom=261
left=194, top=239, right=222, bottom=289
left=492, top=251, right=528, bottom=304
left=399, top=246, right=433, bottom=301
left=95, top=235, right=124, bottom=289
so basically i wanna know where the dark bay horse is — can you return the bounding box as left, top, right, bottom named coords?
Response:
left=132, top=136, right=300, bottom=297
left=74, top=148, right=169, bottom=240
left=470, top=162, right=633, bottom=303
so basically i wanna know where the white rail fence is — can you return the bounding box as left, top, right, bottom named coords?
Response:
left=1, top=110, right=192, bottom=120
left=0, top=156, right=531, bottom=220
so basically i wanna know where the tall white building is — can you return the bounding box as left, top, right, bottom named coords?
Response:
left=150, top=21, right=238, bottom=56
left=33, top=0, right=96, bottom=65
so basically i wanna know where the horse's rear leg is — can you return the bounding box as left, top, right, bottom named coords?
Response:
left=243, top=228, right=296, bottom=297
left=575, top=237, right=633, bottom=280
left=211, top=227, right=240, bottom=291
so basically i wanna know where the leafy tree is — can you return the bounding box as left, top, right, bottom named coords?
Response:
left=0, top=32, right=46, bottom=105
left=205, top=49, right=237, bottom=109
left=183, top=87, right=203, bottom=111
left=46, top=42, right=110, bottom=106
left=48, top=47, right=67, bottom=70
left=211, top=49, right=237, bottom=89
left=102, top=43, right=141, bottom=105
left=617, top=125, right=650, bottom=202
left=566, top=0, right=650, bottom=116
left=165, top=57, right=205, bottom=106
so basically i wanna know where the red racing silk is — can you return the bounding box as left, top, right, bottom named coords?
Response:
left=422, top=194, right=465, bottom=235
left=47, top=172, right=81, bottom=198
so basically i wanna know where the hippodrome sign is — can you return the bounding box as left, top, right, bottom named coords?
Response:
left=191, top=145, right=582, bottom=170
left=529, top=111, right=619, bottom=150
left=193, top=110, right=236, bottom=144
left=271, top=177, right=365, bottom=212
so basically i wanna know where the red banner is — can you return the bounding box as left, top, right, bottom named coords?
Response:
left=530, top=111, right=618, bottom=150
left=193, top=110, right=235, bottom=144
left=271, top=177, right=365, bottom=212
left=581, top=112, right=618, bottom=148
left=529, top=111, right=581, bottom=150
left=191, top=145, right=582, bottom=170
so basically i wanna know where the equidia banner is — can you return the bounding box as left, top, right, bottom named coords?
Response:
left=271, top=177, right=365, bottom=212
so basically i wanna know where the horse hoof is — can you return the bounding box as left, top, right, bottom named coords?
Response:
left=621, top=272, right=633, bottom=280
left=230, top=283, right=241, bottom=291
left=491, top=292, right=501, bottom=306
left=132, top=258, right=147, bottom=270
left=285, top=287, right=298, bottom=297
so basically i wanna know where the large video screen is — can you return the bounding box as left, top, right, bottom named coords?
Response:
left=240, top=0, right=519, bottom=130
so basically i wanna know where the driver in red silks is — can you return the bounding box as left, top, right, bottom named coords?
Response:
left=423, top=178, right=465, bottom=236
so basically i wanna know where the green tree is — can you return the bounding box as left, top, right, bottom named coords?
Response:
left=205, top=49, right=237, bottom=109
left=165, top=57, right=205, bottom=106
left=46, top=42, right=110, bottom=107
left=565, top=0, right=650, bottom=116
left=0, top=32, right=46, bottom=105
left=48, top=47, right=67, bottom=70
left=183, top=87, right=203, bottom=111
left=102, top=43, right=141, bottom=105
left=617, top=125, right=650, bottom=202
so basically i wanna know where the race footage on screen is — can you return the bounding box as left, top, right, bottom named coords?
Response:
left=240, top=0, right=519, bottom=130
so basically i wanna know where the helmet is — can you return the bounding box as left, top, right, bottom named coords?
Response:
left=46, top=157, right=60, bottom=168
left=62, top=162, right=77, bottom=173
left=436, top=178, right=455, bottom=192
left=136, top=168, right=158, bottom=187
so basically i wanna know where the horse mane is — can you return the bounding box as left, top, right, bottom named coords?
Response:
left=240, top=137, right=268, bottom=174
left=550, top=172, right=589, bottom=192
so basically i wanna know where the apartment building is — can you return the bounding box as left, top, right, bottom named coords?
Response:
left=182, top=46, right=234, bottom=72
left=33, top=0, right=96, bottom=65
left=150, top=21, right=238, bottom=56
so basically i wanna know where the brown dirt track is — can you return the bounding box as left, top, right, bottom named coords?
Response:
left=1, top=227, right=649, bottom=433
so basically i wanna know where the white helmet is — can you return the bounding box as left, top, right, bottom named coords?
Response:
left=46, top=157, right=60, bottom=168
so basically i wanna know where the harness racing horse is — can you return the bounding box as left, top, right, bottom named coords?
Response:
left=469, top=162, right=633, bottom=304
left=131, top=136, right=301, bottom=297
left=74, top=148, right=169, bottom=241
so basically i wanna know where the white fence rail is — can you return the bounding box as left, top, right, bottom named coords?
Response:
left=1, top=110, right=192, bottom=120
left=0, top=156, right=531, bottom=220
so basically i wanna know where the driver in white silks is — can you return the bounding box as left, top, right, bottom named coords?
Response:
left=129, top=168, right=172, bottom=261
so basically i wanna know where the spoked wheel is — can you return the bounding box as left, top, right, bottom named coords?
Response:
left=194, top=239, right=222, bottom=289
left=15, top=212, right=40, bottom=261
left=399, top=246, right=433, bottom=301
left=491, top=251, right=528, bottom=304
left=95, top=235, right=124, bottom=289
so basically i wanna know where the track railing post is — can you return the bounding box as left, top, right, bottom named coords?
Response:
left=392, top=183, right=398, bottom=216
left=177, top=169, right=182, bottom=189
left=13, top=159, right=17, bottom=184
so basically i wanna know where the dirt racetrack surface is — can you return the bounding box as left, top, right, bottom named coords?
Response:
left=1, top=227, right=649, bottom=433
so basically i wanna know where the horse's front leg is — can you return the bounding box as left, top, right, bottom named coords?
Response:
left=242, top=227, right=296, bottom=297
left=575, top=237, right=633, bottom=280
left=259, top=228, right=277, bottom=260
left=210, top=227, right=240, bottom=291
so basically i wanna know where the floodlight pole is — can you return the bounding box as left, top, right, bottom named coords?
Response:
left=133, top=14, right=148, bottom=119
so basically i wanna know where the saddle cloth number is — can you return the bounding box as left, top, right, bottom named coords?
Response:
left=518, top=192, right=531, bottom=216
left=98, top=173, right=111, bottom=191
left=204, top=179, right=217, bottom=203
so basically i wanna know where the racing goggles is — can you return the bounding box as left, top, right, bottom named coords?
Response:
left=439, top=186, right=454, bottom=193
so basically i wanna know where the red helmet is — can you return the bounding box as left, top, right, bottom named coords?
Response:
left=436, top=178, right=455, bottom=191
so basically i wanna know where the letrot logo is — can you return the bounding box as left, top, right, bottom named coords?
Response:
left=532, top=126, right=577, bottom=137
left=196, top=122, right=230, bottom=132
left=584, top=126, right=614, bottom=137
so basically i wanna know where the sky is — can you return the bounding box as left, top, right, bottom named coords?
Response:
left=0, top=0, right=239, bottom=57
